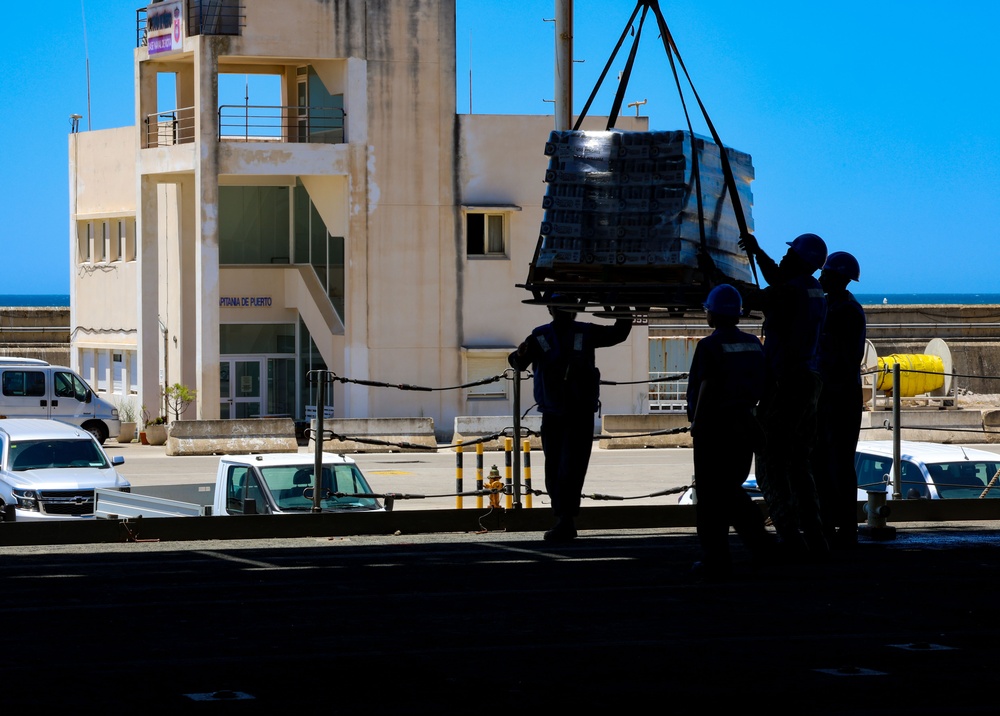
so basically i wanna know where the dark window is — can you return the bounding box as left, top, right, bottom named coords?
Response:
left=466, top=213, right=506, bottom=256
left=2, top=371, right=46, bottom=397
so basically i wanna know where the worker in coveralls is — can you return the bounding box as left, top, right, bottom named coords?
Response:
left=508, top=297, right=632, bottom=542
left=738, top=232, right=829, bottom=559
left=687, top=284, right=774, bottom=579
left=813, top=251, right=867, bottom=549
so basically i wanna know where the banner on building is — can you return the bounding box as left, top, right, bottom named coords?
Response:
left=148, top=0, right=185, bottom=56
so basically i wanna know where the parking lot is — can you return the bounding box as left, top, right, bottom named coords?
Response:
left=103, top=440, right=702, bottom=510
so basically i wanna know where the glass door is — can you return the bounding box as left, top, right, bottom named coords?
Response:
left=220, top=358, right=264, bottom=419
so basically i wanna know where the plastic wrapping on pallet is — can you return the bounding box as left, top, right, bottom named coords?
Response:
left=534, top=129, right=755, bottom=284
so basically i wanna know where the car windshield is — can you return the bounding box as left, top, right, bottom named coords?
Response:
left=926, top=461, right=1000, bottom=499
left=8, top=439, right=109, bottom=471
left=258, top=464, right=379, bottom=511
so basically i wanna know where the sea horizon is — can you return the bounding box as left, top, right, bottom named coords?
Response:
left=1, top=292, right=1000, bottom=308
left=0, top=294, right=70, bottom=307
left=853, top=293, right=1000, bottom=306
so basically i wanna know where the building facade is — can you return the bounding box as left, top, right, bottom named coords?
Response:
left=68, top=0, right=650, bottom=438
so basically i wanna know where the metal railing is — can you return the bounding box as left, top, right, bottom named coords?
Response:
left=219, top=105, right=345, bottom=144
left=136, top=1, right=245, bottom=49
left=648, top=372, right=687, bottom=412
left=145, top=108, right=196, bottom=147
left=188, top=0, right=244, bottom=36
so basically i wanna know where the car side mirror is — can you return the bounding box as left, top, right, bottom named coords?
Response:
left=243, top=497, right=258, bottom=515
left=112, top=456, right=125, bottom=466
left=85, top=389, right=93, bottom=404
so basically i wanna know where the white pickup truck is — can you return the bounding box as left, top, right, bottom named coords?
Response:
left=95, top=452, right=384, bottom=518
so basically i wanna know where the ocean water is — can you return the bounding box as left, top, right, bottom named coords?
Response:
left=0, top=295, right=70, bottom=307
left=854, top=293, right=1000, bottom=305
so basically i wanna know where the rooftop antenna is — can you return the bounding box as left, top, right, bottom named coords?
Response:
left=70, top=114, right=82, bottom=134
left=627, top=99, right=647, bottom=117
left=469, top=33, right=473, bottom=114
left=81, top=0, right=92, bottom=130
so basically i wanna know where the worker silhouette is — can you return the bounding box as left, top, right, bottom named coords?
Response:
left=687, top=284, right=774, bottom=579
left=739, top=232, right=829, bottom=559
left=508, top=296, right=631, bottom=541
left=813, top=251, right=867, bottom=549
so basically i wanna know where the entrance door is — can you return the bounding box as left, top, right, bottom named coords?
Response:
left=220, top=358, right=264, bottom=419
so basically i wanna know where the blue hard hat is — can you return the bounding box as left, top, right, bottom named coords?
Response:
left=703, top=284, right=742, bottom=318
left=822, top=251, right=861, bottom=281
left=786, top=233, right=828, bottom=271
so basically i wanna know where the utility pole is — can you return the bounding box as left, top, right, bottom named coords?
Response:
left=554, top=0, right=573, bottom=130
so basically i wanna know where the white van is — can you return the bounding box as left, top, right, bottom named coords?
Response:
left=0, top=357, right=49, bottom=365
left=0, top=364, right=120, bottom=444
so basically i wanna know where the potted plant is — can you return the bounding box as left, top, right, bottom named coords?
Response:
left=144, top=414, right=169, bottom=446
left=115, top=397, right=139, bottom=443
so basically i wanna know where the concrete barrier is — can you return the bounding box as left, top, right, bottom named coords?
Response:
left=600, top=414, right=691, bottom=449
left=452, top=416, right=542, bottom=451
left=165, top=418, right=299, bottom=456
left=312, top=417, right=437, bottom=453
left=860, top=408, right=986, bottom=444
left=979, top=409, right=1000, bottom=444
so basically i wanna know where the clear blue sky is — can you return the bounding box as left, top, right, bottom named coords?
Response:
left=3, top=1, right=998, bottom=295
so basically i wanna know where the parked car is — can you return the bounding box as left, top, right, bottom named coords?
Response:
left=855, top=440, right=1000, bottom=500
left=678, top=440, right=1000, bottom=504
left=0, top=418, right=130, bottom=521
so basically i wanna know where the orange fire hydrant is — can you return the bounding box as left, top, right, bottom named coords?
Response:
left=485, top=465, right=504, bottom=509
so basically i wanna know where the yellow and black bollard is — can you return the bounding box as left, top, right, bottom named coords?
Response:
left=504, top=437, right=513, bottom=510
left=455, top=440, right=463, bottom=510
left=523, top=439, right=533, bottom=509
left=476, top=443, right=484, bottom=510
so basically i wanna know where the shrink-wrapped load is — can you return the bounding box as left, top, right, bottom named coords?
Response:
left=532, top=129, right=754, bottom=287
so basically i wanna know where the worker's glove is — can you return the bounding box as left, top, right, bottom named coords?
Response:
left=738, top=231, right=759, bottom=256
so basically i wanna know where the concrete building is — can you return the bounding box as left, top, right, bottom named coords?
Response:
left=68, top=0, right=650, bottom=438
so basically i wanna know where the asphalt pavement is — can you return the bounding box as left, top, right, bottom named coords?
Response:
left=2, top=525, right=1000, bottom=713
left=2, top=441, right=999, bottom=712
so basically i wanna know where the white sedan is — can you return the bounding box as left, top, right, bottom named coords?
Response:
left=678, top=441, right=1000, bottom=504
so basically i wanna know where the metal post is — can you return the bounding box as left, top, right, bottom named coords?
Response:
left=455, top=441, right=464, bottom=510
left=892, top=363, right=902, bottom=500
left=313, top=371, right=328, bottom=513
left=511, top=368, right=523, bottom=508
left=554, top=0, right=574, bottom=130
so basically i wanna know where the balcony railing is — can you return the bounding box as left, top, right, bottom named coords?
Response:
left=142, top=105, right=347, bottom=147
left=136, top=1, right=245, bottom=49
left=219, top=105, right=346, bottom=144
left=144, top=108, right=196, bottom=148
left=188, top=0, right=244, bottom=36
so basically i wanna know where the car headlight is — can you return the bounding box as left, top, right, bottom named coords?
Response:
left=11, top=489, right=39, bottom=512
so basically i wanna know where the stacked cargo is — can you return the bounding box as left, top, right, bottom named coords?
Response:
left=533, top=129, right=755, bottom=291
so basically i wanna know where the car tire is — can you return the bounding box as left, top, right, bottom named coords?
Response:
left=83, top=421, right=109, bottom=445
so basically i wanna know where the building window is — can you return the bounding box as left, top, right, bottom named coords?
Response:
left=128, top=351, right=138, bottom=394
left=465, top=213, right=507, bottom=256
left=77, top=222, right=92, bottom=263
left=97, top=350, right=109, bottom=392
left=463, top=349, right=513, bottom=400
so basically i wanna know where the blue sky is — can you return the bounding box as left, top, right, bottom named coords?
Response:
left=2, top=1, right=998, bottom=295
